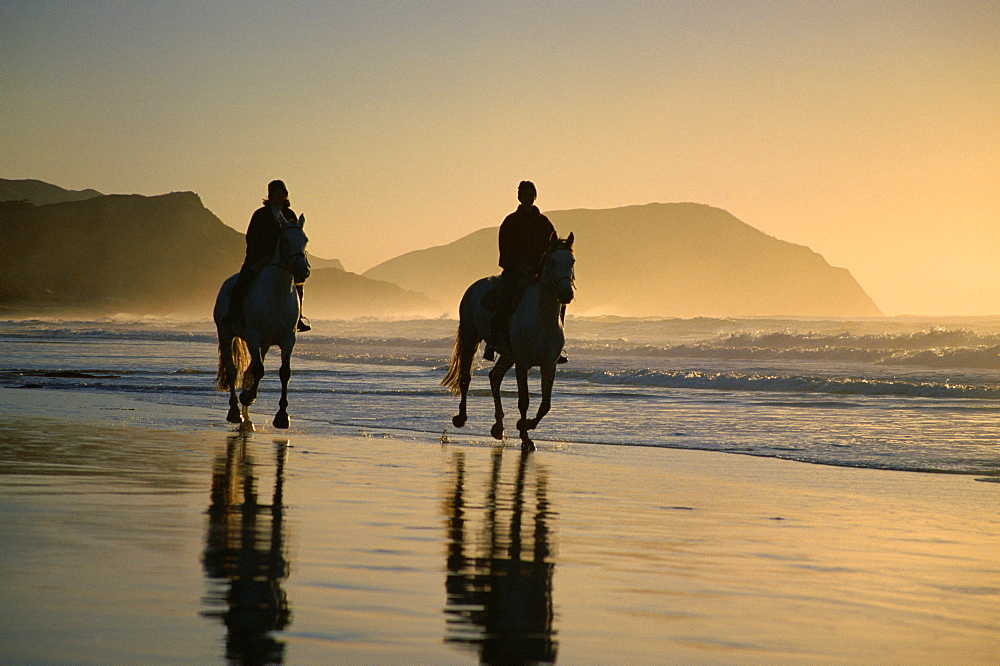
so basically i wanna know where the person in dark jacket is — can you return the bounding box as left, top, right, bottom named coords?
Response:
left=223, top=179, right=310, bottom=332
left=484, top=181, right=564, bottom=362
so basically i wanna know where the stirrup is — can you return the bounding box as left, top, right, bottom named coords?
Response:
left=297, top=316, right=311, bottom=332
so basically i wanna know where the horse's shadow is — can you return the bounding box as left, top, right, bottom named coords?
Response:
left=443, top=447, right=558, bottom=663
left=201, top=435, right=291, bottom=664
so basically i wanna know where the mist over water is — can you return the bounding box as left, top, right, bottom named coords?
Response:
left=1, top=315, right=999, bottom=476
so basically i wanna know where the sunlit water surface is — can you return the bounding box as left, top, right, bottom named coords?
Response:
left=1, top=317, right=999, bottom=662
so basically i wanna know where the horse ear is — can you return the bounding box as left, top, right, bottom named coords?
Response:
left=298, top=214, right=305, bottom=227
left=566, top=232, right=574, bottom=247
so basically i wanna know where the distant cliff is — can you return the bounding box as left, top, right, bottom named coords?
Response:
left=364, top=203, right=882, bottom=317
left=0, top=191, right=436, bottom=318
left=0, top=178, right=103, bottom=206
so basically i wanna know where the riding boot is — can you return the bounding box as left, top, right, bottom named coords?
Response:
left=296, top=284, right=311, bottom=332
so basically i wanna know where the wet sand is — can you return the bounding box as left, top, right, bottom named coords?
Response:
left=0, top=387, right=998, bottom=663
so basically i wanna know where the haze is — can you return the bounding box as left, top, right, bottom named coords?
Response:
left=2, top=1, right=996, bottom=315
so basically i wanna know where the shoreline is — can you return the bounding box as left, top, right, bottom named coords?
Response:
left=2, top=386, right=999, bottom=663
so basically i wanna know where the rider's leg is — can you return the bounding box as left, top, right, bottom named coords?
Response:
left=484, top=270, right=518, bottom=360
left=558, top=304, right=568, bottom=364
left=223, top=263, right=255, bottom=326
left=296, top=284, right=310, bottom=332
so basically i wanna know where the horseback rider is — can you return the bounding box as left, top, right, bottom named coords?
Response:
left=483, top=181, right=565, bottom=362
left=222, top=179, right=310, bottom=332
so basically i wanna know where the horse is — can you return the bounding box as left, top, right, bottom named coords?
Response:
left=443, top=233, right=575, bottom=451
left=214, top=215, right=310, bottom=430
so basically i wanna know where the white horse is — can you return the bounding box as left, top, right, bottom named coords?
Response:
left=214, top=215, right=310, bottom=430
left=443, top=234, right=575, bottom=451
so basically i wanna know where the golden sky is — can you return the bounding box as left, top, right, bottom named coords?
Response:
left=2, top=1, right=997, bottom=315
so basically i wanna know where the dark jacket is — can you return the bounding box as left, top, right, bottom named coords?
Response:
left=245, top=204, right=296, bottom=268
left=498, top=205, right=556, bottom=273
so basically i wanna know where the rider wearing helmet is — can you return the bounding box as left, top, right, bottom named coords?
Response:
left=223, top=179, right=310, bottom=332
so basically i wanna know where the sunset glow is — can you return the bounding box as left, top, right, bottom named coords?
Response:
left=2, top=1, right=996, bottom=314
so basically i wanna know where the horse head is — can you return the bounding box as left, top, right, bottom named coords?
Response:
left=543, top=232, right=575, bottom=305
left=277, top=214, right=311, bottom=284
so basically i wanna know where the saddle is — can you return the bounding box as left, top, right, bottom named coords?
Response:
left=480, top=274, right=535, bottom=312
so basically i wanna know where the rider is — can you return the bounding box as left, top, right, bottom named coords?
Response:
left=223, top=179, right=310, bottom=332
left=483, top=180, right=565, bottom=362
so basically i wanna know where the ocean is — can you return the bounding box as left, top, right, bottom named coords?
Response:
left=2, top=314, right=998, bottom=479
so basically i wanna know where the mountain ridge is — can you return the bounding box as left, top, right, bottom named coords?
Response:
left=0, top=190, right=437, bottom=318
left=364, top=202, right=882, bottom=318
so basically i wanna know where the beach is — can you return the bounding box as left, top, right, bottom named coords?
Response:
left=1, top=386, right=997, bottom=663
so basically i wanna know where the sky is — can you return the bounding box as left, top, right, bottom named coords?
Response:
left=1, top=1, right=997, bottom=315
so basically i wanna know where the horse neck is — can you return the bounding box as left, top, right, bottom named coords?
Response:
left=521, top=280, right=562, bottom=329
left=256, top=248, right=295, bottom=294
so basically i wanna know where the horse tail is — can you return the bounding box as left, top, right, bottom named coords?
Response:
left=443, top=314, right=481, bottom=395
left=441, top=325, right=464, bottom=395
left=215, top=336, right=251, bottom=391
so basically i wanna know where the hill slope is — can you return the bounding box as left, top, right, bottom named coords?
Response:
left=0, top=178, right=103, bottom=205
left=364, top=203, right=881, bottom=317
left=0, top=192, right=436, bottom=318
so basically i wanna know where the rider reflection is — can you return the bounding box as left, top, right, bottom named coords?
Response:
left=444, top=448, right=557, bottom=664
left=202, top=435, right=291, bottom=664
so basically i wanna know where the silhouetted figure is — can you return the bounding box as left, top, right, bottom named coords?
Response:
left=224, top=180, right=310, bottom=332
left=443, top=449, right=558, bottom=664
left=202, top=436, right=291, bottom=664
left=484, top=181, right=562, bottom=362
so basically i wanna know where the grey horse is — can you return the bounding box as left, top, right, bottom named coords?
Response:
left=443, top=234, right=575, bottom=450
left=214, top=215, right=310, bottom=430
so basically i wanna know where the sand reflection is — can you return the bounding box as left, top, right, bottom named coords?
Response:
left=444, top=448, right=557, bottom=664
left=202, top=435, right=291, bottom=663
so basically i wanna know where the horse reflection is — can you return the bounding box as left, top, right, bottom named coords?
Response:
left=444, top=448, right=557, bottom=664
left=202, top=435, right=291, bottom=664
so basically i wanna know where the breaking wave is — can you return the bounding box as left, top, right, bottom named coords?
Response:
left=578, top=329, right=1000, bottom=369
left=561, top=368, right=1000, bottom=400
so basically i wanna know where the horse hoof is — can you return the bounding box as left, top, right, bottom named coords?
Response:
left=516, top=419, right=526, bottom=431
left=273, top=413, right=289, bottom=429
left=452, top=414, right=467, bottom=428
left=239, top=420, right=255, bottom=434
left=239, top=391, right=255, bottom=407
left=521, top=437, right=535, bottom=452
left=226, top=408, right=242, bottom=424
left=490, top=422, right=505, bottom=440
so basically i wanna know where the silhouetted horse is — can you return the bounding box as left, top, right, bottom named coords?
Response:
left=214, top=216, right=310, bottom=430
left=443, top=234, right=575, bottom=450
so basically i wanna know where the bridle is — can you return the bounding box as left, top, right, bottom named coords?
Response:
left=540, top=243, right=575, bottom=296
left=272, top=225, right=309, bottom=279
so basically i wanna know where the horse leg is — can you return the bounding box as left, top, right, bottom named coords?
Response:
left=489, top=357, right=514, bottom=440
left=451, top=327, right=479, bottom=428
left=273, top=345, right=292, bottom=429
left=221, top=336, right=242, bottom=424
left=240, top=344, right=266, bottom=407
left=514, top=364, right=535, bottom=451
left=524, top=363, right=556, bottom=432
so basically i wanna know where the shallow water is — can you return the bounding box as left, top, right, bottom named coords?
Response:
left=1, top=398, right=997, bottom=663
left=1, top=316, right=999, bottom=475
left=2, top=316, right=1000, bottom=661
